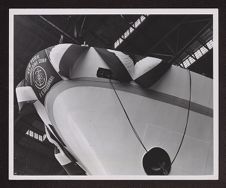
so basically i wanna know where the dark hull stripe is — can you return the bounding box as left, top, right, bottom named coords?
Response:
left=59, top=44, right=88, bottom=77
left=45, top=77, right=213, bottom=117
left=135, top=60, right=172, bottom=88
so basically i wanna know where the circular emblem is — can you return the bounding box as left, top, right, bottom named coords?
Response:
left=33, top=66, right=47, bottom=89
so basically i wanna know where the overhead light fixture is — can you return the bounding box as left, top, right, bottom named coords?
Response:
left=180, top=39, right=213, bottom=68
left=114, top=15, right=148, bottom=49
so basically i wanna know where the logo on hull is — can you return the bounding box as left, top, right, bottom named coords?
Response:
left=33, top=66, right=47, bottom=89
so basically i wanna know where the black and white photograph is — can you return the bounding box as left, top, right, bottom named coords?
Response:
left=9, top=9, right=218, bottom=180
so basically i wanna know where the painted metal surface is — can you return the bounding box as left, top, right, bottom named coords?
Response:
left=43, top=46, right=213, bottom=175
left=45, top=77, right=213, bottom=175
left=46, top=85, right=147, bottom=175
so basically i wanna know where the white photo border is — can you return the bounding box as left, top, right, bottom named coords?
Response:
left=9, top=8, right=219, bottom=180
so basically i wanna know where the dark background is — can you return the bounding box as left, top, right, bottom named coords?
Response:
left=1, top=0, right=226, bottom=188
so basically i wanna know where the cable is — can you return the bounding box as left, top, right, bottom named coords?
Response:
left=109, top=79, right=148, bottom=152
left=39, top=16, right=79, bottom=44
left=109, top=69, right=191, bottom=164
left=79, top=16, right=86, bottom=37
left=171, top=69, right=192, bottom=164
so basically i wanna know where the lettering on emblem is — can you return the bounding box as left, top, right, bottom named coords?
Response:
left=33, top=66, right=47, bottom=89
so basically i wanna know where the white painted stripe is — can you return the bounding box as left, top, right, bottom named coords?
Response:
left=55, top=151, right=71, bottom=166
left=49, top=43, right=72, bottom=73
left=134, top=57, right=162, bottom=80
left=107, top=49, right=162, bottom=80
left=16, top=86, right=37, bottom=102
